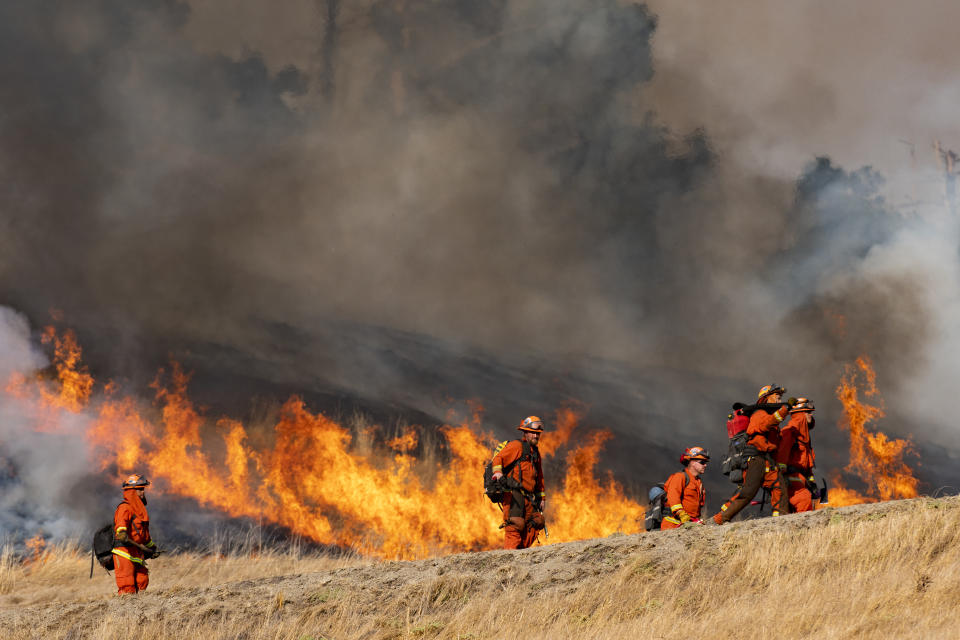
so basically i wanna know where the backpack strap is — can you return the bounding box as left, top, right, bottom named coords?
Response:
left=499, top=440, right=526, bottom=477
left=517, top=440, right=529, bottom=493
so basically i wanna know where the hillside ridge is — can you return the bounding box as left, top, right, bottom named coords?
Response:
left=3, top=496, right=958, bottom=639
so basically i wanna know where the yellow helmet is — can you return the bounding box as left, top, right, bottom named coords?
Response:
left=758, top=384, right=785, bottom=401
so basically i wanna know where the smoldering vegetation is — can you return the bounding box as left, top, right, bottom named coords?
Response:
left=0, top=0, right=955, bottom=542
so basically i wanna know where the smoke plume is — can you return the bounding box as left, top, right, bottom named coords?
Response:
left=0, top=0, right=958, bottom=541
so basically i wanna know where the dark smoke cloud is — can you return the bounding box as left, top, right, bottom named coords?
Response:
left=0, top=0, right=955, bottom=541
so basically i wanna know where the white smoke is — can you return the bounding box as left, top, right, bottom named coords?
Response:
left=0, top=307, right=100, bottom=542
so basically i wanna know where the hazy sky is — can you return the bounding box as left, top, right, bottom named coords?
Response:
left=645, top=1, right=960, bottom=205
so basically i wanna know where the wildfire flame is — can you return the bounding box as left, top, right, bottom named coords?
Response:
left=24, top=533, right=47, bottom=565
left=830, top=356, right=919, bottom=506
left=9, top=327, right=649, bottom=559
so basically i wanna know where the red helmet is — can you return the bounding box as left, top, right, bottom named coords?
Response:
left=121, top=474, right=150, bottom=490
left=517, top=416, right=544, bottom=433
left=680, top=446, right=710, bottom=464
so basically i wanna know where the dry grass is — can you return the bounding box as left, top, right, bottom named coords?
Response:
left=3, top=497, right=960, bottom=639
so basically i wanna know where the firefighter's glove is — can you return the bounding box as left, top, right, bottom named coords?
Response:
left=778, top=463, right=787, bottom=471
left=786, top=397, right=798, bottom=407
left=677, top=510, right=691, bottom=524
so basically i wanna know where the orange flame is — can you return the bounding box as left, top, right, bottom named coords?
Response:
left=11, top=328, right=649, bottom=559
left=39, top=326, right=94, bottom=412
left=24, top=533, right=47, bottom=565
left=830, top=356, right=919, bottom=506
left=4, top=325, right=94, bottom=432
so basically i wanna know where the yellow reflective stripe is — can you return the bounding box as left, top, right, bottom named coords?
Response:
left=539, top=492, right=546, bottom=497
left=663, top=516, right=681, bottom=525
left=492, top=465, right=502, bottom=471
left=145, top=541, right=156, bottom=548
left=670, top=504, right=684, bottom=512
left=720, top=504, right=728, bottom=511
left=111, top=549, right=143, bottom=565
left=788, top=475, right=806, bottom=482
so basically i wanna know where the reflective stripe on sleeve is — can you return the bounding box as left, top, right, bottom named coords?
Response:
left=111, top=548, right=143, bottom=565
left=663, top=516, right=681, bottom=525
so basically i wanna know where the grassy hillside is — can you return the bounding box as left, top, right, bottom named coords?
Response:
left=2, top=497, right=960, bottom=639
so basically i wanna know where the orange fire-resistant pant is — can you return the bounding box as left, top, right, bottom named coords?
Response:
left=714, top=456, right=789, bottom=524
left=502, top=490, right=542, bottom=549
left=786, top=472, right=814, bottom=513
left=114, top=551, right=149, bottom=595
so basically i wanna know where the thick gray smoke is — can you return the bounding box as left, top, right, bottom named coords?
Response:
left=0, top=0, right=957, bottom=541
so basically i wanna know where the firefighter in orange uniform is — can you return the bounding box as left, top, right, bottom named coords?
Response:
left=661, top=447, right=709, bottom=529
left=112, top=474, right=160, bottom=595
left=490, top=416, right=546, bottom=549
left=776, top=398, right=817, bottom=512
left=714, top=384, right=792, bottom=524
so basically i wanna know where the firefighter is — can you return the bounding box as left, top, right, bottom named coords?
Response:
left=661, top=447, right=709, bottom=529
left=776, top=398, right=817, bottom=512
left=714, top=384, right=792, bottom=524
left=490, top=416, right=546, bottom=549
left=112, top=474, right=160, bottom=595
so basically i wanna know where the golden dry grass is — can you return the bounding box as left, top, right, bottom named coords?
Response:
left=3, top=497, right=960, bottom=639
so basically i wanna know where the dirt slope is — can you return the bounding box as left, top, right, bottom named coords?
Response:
left=3, top=496, right=959, bottom=639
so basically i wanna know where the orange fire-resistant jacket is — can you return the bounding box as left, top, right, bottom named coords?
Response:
left=746, top=405, right=788, bottom=453
left=776, top=411, right=816, bottom=471
left=662, top=467, right=705, bottom=525
left=492, top=439, right=545, bottom=499
left=112, top=488, right=155, bottom=565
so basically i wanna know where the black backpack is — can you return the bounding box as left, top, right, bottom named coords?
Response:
left=644, top=473, right=691, bottom=531
left=721, top=402, right=774, bottom=484
left=90, top=523, right=115, bottom=577
left=721, top=431, right=753, bottom=484
left=483, top=439, right=533, bottom=504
